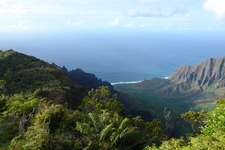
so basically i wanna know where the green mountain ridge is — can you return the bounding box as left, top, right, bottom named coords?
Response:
left=0, top=50, right=88, bottom=109
left=153, top=56, right=225, bottom=105
left=116, top=56, right=225, bottom=110
left=114, top=56, right=225, bottom=137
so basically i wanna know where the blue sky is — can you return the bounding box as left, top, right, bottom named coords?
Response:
left=1, top=0, right=225, bottom=82
left=0, top=0, right=225, bottom=32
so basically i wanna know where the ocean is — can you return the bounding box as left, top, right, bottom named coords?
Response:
left=1, top=29, right=225, bottom=84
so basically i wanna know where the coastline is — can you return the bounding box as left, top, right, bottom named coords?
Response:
left=111, top=81, right=142, bottom=85
left=111, top=76, right=171, bottom=85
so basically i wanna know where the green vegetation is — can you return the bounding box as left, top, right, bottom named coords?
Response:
left=114, top=77, right=224, bottom=137
left=1, top=50, right=225, bottom=149
left=144, top=98, right=225, bottom=149
left=2, top=83, right=225, bottom=149
left=0, top=50, right=65, bottom=94
left=0, top=51, right=164, bottom=149
left=0, top=86, right=163, bottom=149
left=0, top=50, right=86, bottom=109
left=114, top=82, right=192, bottom=137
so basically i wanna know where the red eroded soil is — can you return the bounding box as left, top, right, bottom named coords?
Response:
left=194, top=98, right=217, bottom=103
left=136, top=80, right=151, bottom=88
left=43, top=92, right=65, bottom=101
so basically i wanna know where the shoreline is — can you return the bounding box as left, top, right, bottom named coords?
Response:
left=111, top=76, right=171, bottom=85
left=111, top=81, right=142, bottom=85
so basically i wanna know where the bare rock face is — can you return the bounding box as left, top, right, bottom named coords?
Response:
left=144, top=56, right=225, bottom=98
left=169, top=56, right=225, bottom=88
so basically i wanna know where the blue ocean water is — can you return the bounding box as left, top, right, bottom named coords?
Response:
left=1, top=30, right=225, bottom=84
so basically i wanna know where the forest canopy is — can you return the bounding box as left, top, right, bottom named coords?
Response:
left=0, top=86, right=163, bottom=149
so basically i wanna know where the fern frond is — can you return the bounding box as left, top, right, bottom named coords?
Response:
left=112, top=126, right=138, bottom=146
left=99, top=124, right=113, bottom=142
left=89, top=113, right=103, bottom=132
left=117, top=117, right=130, bottom=133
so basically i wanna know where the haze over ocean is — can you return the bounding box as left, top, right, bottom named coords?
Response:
left=1, top=30, right=225, bottom=84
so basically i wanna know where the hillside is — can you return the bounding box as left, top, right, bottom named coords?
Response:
left=159, top=56, right=225, bottom=97
left=116, top=56, right=225, bottom=110
left=114, top=56, right=225, bottom=137
left=0, top=50, right=164, bottom=149
left=1, top=50, right=225, bottom=149
left=0, top=50, right=88, bottom=109
left=170, top=56, right=225, bottom=87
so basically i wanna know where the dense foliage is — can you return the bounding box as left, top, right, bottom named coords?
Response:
left=0, top=50, right=87, bottom=109
left=144, top=98, right=225, bottom=149
left=0, top=86, right=163, bottom=149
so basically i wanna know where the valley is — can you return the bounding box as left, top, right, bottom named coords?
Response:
left=1, top=50, right=225, bottom=149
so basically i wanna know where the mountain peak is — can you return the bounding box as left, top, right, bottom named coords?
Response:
left=169, top=56, right=225, bottom=88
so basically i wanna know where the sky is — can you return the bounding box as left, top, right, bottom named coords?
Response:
left=0, top=0, right=225, bottom=32
left=1, top=0, right=225, bottom=82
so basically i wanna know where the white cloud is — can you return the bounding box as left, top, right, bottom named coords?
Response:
left=0, top=0, right=7, bottom=6
left=138, top=0, right=158, bottom=2
left=126, top=7, right=186, bottom=17
left=203, top=0, right=225, bottom=19
left=107, top=17, right=119, bottom=26
left=181, top=14, right=191, bottom=21
left=203, top=27, right=214, bottom=30
left=179, top=27, right=192, bottom=30
left=75, top=20, right=86, bottom=26
left=166, top=22, right=173, bottom=26
left=0, top=3, right=27, bottom=16
left=65, top=20, right=86, bottom=26
left=18, top=20, right=27, bottom=27
left=11, top=3, right=26, bottom=15
left=10, top=20, right=29, bottom=29
left=67, top=20, right=71, bottom=25
left=139, top=23, right=152, bottom=28
left=124, top=22, right=134, bottom=27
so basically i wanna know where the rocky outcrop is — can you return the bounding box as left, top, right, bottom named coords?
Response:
left=61, top=67, right=116, bottom=94
left=137, top=56, right=225, bottom=97
left=169, top=56, right=225, bottom=88
left=159, top=82, right=191, bottom=95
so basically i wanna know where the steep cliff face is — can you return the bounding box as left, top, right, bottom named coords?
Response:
left=155, top=56, right=225, bottom=96
left=114, top=56, right=225, bottom=138
left=116, top=56, right=225, bottom=107
left=169, top=56, right=225, bottom=88
left=61, top=67, right=116, bottom=94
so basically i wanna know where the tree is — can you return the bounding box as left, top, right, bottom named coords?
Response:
left=181, top=110, right=208, bottom=135
left=216, top=98, right=225, bottom=107
left=79, top=86, right=125, bottom=115
left=145, top=99, right=225, bottom=149
left=1, top=86, right=164, bottom=150
left=0, top=80, right=6, bottom=95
